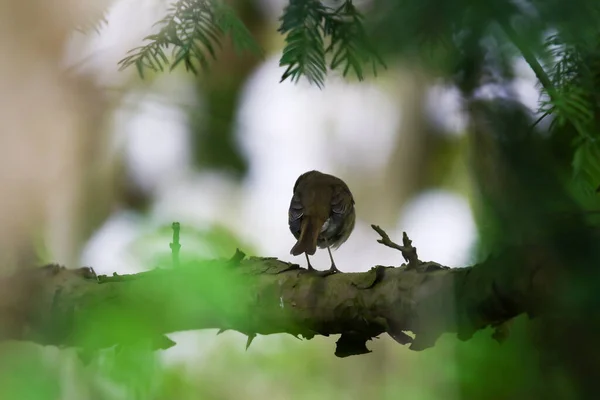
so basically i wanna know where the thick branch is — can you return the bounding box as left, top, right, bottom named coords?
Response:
left=0, top=230, right=551, bottom=358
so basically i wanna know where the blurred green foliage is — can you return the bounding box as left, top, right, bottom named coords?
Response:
left=7, top=0, right=600, bottom=399
left=129, top=222, right=256, bottom=269
left=0, top=345, right=61, bottom=400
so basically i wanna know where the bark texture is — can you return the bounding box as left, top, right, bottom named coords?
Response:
left=0, top=227, right=551, bottom=358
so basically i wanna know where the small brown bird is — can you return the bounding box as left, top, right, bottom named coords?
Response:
left=288, top=170, right=356, bottom=275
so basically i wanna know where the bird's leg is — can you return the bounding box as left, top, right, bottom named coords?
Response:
left=326, top=245, right=341, bottom=274
left=304, top=240, right=341, bottom=277
left=309, top=239, right=341, bottom=277
left=305, top=253, right=315, bottom=271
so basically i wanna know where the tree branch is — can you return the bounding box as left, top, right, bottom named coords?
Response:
left=0, top=229, right=551, bottom=358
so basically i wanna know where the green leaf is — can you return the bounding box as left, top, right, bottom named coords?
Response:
left=572, top=139, right=600, bottom=195
left=120, top=0, right=383, bottom=86
left=119, top=0, right=238, bottom=78
left=278, top=0, right=328, bottom=87
left=321, top=1, right=386, bottom=81
left=214, top=2, right=263, bottom=56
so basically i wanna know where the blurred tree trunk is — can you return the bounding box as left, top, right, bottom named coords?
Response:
left=0, top=1, right=120, bottom=399
left=0, top=0, right=116, bottom=270
left=349, top=65, right=463, bottom=229
left=459, top=34, right=600, bottom=397
left=190, top=0, right=271, bottom=177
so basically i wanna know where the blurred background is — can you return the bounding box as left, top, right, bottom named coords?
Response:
left=0, top=0, right=578, bottom=398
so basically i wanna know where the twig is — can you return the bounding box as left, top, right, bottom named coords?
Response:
left=498, top=20, right=553, bottom=94
left=170, top=222, right=181, bottom=269
left=400, top=232, right=420, bottom=268
left=229, top=248, right=246, bottom=266
left=371, top=225, right=405, bottom=252
left=371, top=225, right=420, bottom=269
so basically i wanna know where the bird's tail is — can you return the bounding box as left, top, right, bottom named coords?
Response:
left=291, top=217, right=322, bottom=256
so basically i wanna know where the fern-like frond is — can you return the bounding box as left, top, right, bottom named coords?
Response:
left=120, top=0, right=383, bottom=86
left=118, top=0, right=261, bottom=78
left=540, top=34, right=600, bottom=137
left=572, top=138, right=600, bottom=195
left=213, top=2, right=263, bottom=56
left=540, top=32, right=600, bottom=194
left=278, top=0, right=385, bottom=87
left=170, top=2, right=222, bottom=74
left=541, top=87, right=594, bottom=133
left=278, top=0, right=328, bottom=87
left=323, top=1, right=385, bottom=80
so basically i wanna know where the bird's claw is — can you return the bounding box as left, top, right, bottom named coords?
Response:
left=309, top=265, right=341, bottom=277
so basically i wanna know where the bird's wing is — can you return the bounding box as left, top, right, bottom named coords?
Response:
left=330, top=186, right=354, bottom=215
left=288, top=193, right=304, bottom=239
left=288, top=192, right=303, bottom=222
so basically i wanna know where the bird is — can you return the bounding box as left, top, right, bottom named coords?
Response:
left=288, top=170, right=356, bottom=276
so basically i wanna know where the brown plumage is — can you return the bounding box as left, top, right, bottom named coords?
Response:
left=288, top=170, right=356, bottom=275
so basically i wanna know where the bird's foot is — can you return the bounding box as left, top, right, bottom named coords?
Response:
left=310, top=264, right=341, bottom=277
